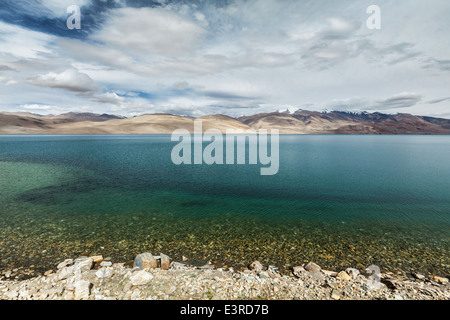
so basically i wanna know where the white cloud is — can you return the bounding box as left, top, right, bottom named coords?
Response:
left=92, top=7, right=206, bottom=57
left=27, top=69, right=98, bottom=93
left=0, top=21, right=54, bottom=60
left=2, top=0, right=450, bottom=118
left=325, top=92, right=423, bottom=112
left=20, top=104, right=58, bottom=111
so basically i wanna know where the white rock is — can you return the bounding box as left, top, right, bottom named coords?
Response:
left=134, top=253, right=157, bottom=270
left=74, top=280, right=90, bottom=300
left=5, top=290, right=18, bottom=299
left=304, top=262, right=321, bottom=272
left=337, top=271, right=352, bottom=282
left=322, top=270, right=338, bottom=277
left=100, top=261, right=113, bottom=267
left=73, top=257, right=93, bottom=273
left=57, top=266, right=75, bottom=280
left=130, top=270, right=153, bottom=286
left=249, top=261, right=263, bottom=273
left=346, top=268, right=360, bottom=279
left=95, top=267, right=113, bottom=279
left=57, top=259, right=74, bottom=270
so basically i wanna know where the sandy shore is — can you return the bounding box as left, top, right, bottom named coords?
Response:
left=0, top=254, right=448, bottom=300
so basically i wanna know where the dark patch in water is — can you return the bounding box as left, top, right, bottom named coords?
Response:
left=16, top=178, right=103, bottom=205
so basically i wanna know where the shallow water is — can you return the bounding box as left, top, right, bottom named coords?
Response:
left=0, top=135, right=449, bottom=278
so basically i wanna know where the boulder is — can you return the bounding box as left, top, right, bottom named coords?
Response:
left=89, top=255, right=104, bottom=263
left=57, top=259, right=73, bottom=270
left=100, top=261, right=113, bottom=267
left=57, top=266, right=75, bottom=280
left=337, top=271, right=352, bottom=282
left=429, top=275, right=449, bottom=284
left=73, top=257, right=93, bottom=273
left=74, top=280, right=90, bottom=300
left=160, top=253, right=170, bottom=270
left=322, top=270, right=338, bottom=277
left=292, top=266, right=306, bottom=277
left=412, top=273, right=426, bottom=280
left=345, top=268, right=360, bottom=279
left=249, top=261, right=263, bottom=273
left=331, top=289, right=341, bottom=300
left=130, top=270, right=153, bottom=286
left=134, top=253, right=157, bottom=270
left=304, top=262, right=321, bottom=273
left=95, top=267, right=113, bottom=279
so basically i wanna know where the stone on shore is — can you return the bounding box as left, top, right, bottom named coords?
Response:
left=100, top=261, right=113, bottom=267
left=44, top=270, right=53, bottom=277
left=345, top=268, right=360, bottom=279
left=322, top=270, right=338, bottom=277
left=160, top=253, right=170, bottom=271
left=292, top=266, right=306, bottom=277
left=58, top=266, right=75, bottom=280
left=57, top=259, right=73, bottom=270
left=74, top=280, right=90, bottom=300
left=430, top=275, right=448, bottom=284
left=89, top=255, right=104, bottom=263
left=412, top=273, right=426, bottom=280
left=134, top=253, right=157, bottom=270
left=304, top=262, right=321, bottom=273
left=249, top=261, right=263, bottom=273
left=337, top=271, right=352, bottom=282
left=130, top=270, right=153, bottom=286
left=73, top=257, right=93, bottom=273
left=331, top=289, right=341, bottom=300
left=95, top=267, right=113, bottom=279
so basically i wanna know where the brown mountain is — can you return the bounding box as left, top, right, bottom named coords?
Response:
left=1, top=110, right=450, bottom=134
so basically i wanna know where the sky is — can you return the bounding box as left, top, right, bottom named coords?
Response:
left=0, top=0, right=449, bottom=118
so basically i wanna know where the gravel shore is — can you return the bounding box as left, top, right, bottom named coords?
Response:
left=0, top=254, right=448, bottom=300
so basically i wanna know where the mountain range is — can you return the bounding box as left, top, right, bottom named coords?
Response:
left=1, top=110, right=450, bottom=135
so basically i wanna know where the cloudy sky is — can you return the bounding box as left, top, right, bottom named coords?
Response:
left=0, top=0, right=449, bottom=118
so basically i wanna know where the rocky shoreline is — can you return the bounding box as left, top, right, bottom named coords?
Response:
left=0, top=253, right=448, bottom=300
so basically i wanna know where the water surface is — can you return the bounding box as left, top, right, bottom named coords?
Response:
left=0, top=135, right=449, bottom=278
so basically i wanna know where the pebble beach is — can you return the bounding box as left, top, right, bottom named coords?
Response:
left=1, top=253, right=448, bottom=300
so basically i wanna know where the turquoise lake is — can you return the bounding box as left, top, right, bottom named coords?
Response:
left=0, top=135, right=449, bottom=278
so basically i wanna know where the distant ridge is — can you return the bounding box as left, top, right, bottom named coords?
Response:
left=1, top=110, right=450, bottom=134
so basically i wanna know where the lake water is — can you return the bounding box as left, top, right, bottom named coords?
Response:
left=0, top=135, right=449, bottom=278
